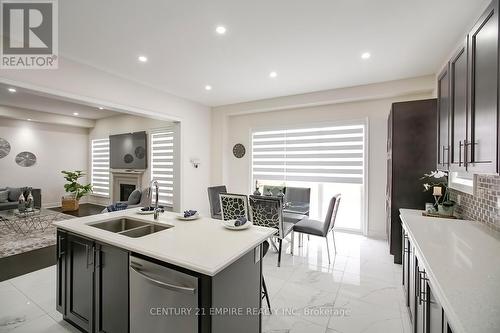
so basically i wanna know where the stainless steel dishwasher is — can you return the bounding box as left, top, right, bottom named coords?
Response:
left=130, top=255, right=199, bottom=333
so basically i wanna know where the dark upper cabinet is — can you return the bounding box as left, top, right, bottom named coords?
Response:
left=468, top=0, right=499, bottom=174
left=437, top=0, right=500, bottom=176
left=437, top=66, right=451, bottom=171
left=450, top=40, right=468, bottom=171
left=94, top=242, right=129, bottom=333
left=65, top=233, right=94, bottom=332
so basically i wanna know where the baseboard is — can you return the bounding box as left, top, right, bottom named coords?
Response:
left=0, top=245, right=56, bottom=281
left=367, top=231, right=388, bottom=240
left=42, top=202, right=62, bottom=208
left=42, top=198, right=90, bottom=209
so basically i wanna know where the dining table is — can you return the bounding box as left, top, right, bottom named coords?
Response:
left=283, top=202, right=309, bottom=223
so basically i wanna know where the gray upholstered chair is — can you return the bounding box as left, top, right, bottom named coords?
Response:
left=207, top=185, right=227, bottom=219
left=292, top=194, right=341, bottom=264
left=219, top=193, right=249, bottom=221
left=284, top=187, right=311, bottom=214
left=262, top=185, right=285, bottom=197
left=249, top=195, right=293, bottom=267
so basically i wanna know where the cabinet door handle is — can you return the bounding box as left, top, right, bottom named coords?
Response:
left=416, top=266, right=421, bottom=304
left=57, top=236, right=65, bottom=259
left=441, top=146, right=445, bottom=166
left=86, top=245, right=95, bottom=269
left=403, top=234, right=409, bottom=253
left=443, top=146, right=450, bottom=167
left=130, top=265, right=196, bottom=294
left=419, top=270, right=428, bottom=304
left=459, top=141, right=463, bottom=166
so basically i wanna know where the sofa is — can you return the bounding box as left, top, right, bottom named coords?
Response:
left=0, top=187, right=42, bottom=211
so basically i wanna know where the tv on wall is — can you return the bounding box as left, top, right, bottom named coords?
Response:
left=109, top=131, right=147, bottom=170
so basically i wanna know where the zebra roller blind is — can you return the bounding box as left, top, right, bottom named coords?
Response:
left=252, top=123, right=365, bottom=184
left=91, top=138, right=110, bottom=197
left=150, top=128, right=175, bottom=207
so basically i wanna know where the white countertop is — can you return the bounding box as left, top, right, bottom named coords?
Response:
left=54, top=209, right=276, bottom=276
left=400, top=209, right=500, bottom=333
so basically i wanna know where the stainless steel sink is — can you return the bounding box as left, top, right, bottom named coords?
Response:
left=120, top=224, right=170, bottom=238
left=89, top=218, right=172, bottom=238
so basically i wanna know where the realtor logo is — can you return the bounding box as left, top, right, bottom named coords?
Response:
left=1, top=0, right=58, bottom=69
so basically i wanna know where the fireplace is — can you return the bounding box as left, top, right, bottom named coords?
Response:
left=111, top=170, right=143, bottom=203
left=120, top=184, right=136, bottom=201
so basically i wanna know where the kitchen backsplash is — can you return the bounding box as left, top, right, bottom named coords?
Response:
left=449, top=175, right=500, bottom=231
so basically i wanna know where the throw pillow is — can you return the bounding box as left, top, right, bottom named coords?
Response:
left=7, top=187, right=22, bottom=202
left=0, top=190, right=8, bottom=203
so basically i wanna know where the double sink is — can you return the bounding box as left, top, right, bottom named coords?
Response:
left=89, top=218, right=171, bottom=238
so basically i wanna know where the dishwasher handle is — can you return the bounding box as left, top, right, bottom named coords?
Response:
left=130, top=265, right=197, bottom=295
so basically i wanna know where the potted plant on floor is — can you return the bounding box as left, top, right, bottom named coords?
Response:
left=420, top=170, right=455, bottom=216
left=61, top=170, right=93, bottom=212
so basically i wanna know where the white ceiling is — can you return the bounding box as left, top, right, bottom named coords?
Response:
left=59, top=0, right=489, bottom=106
left=0, top=83, right=119, bottom=119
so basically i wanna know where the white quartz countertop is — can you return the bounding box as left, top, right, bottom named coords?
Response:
left=399, top=209, right=500, bottom=333
left=53, top=209, right=276, bottom=276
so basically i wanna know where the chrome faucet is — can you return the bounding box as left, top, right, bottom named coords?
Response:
left=150, top=180, right=161, bottom=220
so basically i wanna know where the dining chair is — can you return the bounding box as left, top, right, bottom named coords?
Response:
left=249, top=195, right=294, bottom=267
left=284, top=187, right=311, bottom=215
left=292, top=194, right=341, bottom=264
left=207, top=185, right=227, bottom=219
left=219, top=193, right=271, bottom=309
left=283, top=187, right=311, bottom=246
left=262, top=185, right=285, bottom=197
left=219, top=193, right=249, bottom=221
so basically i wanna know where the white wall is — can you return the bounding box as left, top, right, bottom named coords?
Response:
left=0, top=117, right=89, bottom=207
left=87, top=114, right=176, bottom=206
left=0, top=57, right=211, bottom=214
left=211, top=77, right=435, bottom=239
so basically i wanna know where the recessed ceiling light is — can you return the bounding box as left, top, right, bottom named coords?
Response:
left=98, top=107, right=104, bottom=110
left=27, top=118, right=32, bottom=121
left=215, top=26, right=226, bottom=35
left=361, top=52, right=371, bottom=60
left=269, top=71, right=278, bottom=78
left=73, top=112, right=79, bottom=116
left=205, top=85, right=212, bottom=91
left=138, top=55, right=148, bottom=63
left=8, top=87, right=16, bottom=93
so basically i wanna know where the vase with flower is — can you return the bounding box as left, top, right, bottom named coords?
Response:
left=420, top=170, right=455, bottom=216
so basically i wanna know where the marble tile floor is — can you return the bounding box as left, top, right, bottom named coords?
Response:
left=0, top=232, right=411, bottom=333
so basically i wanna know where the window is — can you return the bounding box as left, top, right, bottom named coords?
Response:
left=150, top=128, right=175, bottom=207
left=91, top=138, right=110, bottom=197
left=252, top=122, right=366, bottom=232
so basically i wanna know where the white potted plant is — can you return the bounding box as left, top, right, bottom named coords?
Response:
left=420, top=170, right=455, bottom=216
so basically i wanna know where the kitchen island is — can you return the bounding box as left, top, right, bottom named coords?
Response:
left=53, top=208, right=276, bottom=333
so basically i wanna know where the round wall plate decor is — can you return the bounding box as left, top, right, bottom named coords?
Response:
left=124, top=154, right=134, bottom=164
left=15, top=151, right=37, bottom=167
left=0, top=138, right=11, bottom=159
left=233, top=143, right=246, bottom=158
left=135, top=146, right=146, bottom=159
